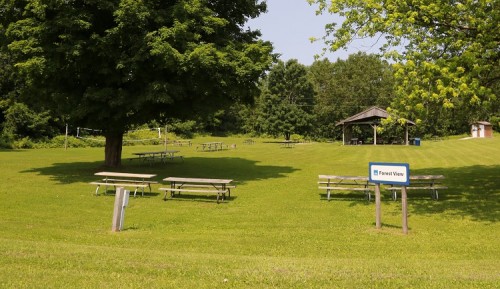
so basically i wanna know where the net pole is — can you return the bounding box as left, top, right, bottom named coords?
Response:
left=164, top=125, right=168, bottom=151
left=64, top=124, right=68, bottom=150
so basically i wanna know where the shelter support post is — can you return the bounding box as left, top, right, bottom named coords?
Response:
left=405, top=124, right=409, bottom=145
left=342, top=124, right=345, bottom=145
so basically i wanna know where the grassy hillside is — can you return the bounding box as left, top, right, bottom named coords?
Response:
left=0, top=136, right=498, bottom=288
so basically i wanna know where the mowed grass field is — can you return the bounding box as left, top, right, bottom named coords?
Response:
left=0, top=135, right=499, bottom=288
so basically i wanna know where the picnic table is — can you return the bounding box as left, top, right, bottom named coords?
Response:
left=386, top=175, right=447, bottom=200
left=90, top=172, right=157, bottom=197
left=350, top=138, right=361, bottom=145
left=160, top=177, right=234, bottom=203
left=172, top=140, right=192, bottom=146
left=198, top=142, right=226, bottom=151
left=280, top=140, right=296, bottom=148
left=132, top=150, right=182, bottom=164
left=318, top=175, right=374, bottom=200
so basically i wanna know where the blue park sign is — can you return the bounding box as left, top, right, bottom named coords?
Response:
left=369, top=162, right=410, bottom=186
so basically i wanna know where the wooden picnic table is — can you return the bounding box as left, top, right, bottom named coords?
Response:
left=199, top=142, right=225, bottom=151
left=91, top=172, right=157, bottom=197
left=279, top=140, right=296, bottom=148
left=172, top=140, right=192, bottom=146
left=387, top=175, right=447, bottom=200
left=160, top=177, right=234, bottom=203
left=318, top=175, right=374, bottom=200
left=132, top=150, right=182, bottom=164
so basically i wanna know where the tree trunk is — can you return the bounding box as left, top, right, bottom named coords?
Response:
left=104, top=132, right=123, bottom=167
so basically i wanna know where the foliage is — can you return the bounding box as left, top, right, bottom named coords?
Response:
left=1, top=0, right=274, bottom=166
left=0, top=136, right=499, bottom=287
left=309, top=0, right=500, bottom=136
left=257, top=59, right=315, bottom=140
left=1, top=101, right=60, bottom=141
left=168, top=119, right=200, bottom=139
left=309, top=53, right=395, bottom=139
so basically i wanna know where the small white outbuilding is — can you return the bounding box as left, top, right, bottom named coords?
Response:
left=471, top=121, right=493, bottom=138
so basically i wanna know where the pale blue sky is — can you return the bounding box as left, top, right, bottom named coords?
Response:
left=246, top=0, right=383, bottom=65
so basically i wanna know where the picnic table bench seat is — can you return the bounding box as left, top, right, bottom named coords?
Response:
left=90, top=182, right=149, bottom=197
left=159, top=187, right=229, bottom=203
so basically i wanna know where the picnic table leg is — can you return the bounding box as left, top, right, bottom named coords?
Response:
left=95, top=185, right=100, bottom=196
left=327, top=189, right=331, bottom=201
left=365, top=184, right=371, bottom=201
left=432, top=188, right=439, bottom=200
left=391, top=185, right=397, bottom=201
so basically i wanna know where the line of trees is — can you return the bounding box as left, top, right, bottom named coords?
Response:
left=1, top=52, right=499, bottom=147
left=1, top=0, right=498, bottom=167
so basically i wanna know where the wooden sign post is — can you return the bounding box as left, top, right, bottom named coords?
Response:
left=375, top=183, right=382, bottom=229
left=369, top=162, right=410, bottom=232
left=401, top=186, right=408, bottom=234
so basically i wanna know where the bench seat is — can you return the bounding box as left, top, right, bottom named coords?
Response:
left=90, top=182, right=149, bottom=197
left=386, top=186, right=448, bottom=200
left=159, top=187, right=229, bottom=203
left=173, top=184, right=235, bottom=196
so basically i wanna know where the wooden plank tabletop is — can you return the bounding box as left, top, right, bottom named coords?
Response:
left=133, top=150, right=179, bottom=155
left=95, top=172, right=157, bottom=179
left=410, top=175, right=445, bottom=180
left=163, top=177, right=232, bottom=184
left=318, top=175, right=369, bottom=181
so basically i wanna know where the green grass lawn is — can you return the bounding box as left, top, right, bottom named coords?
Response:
left=1, top=136, right=499, bottom=288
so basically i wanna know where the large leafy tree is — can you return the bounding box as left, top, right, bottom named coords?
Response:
left=1, top=0, right=273, bottom=166
left=257, top=59, right=315, bottom=140
left=309, top=0, right=499, bottom=134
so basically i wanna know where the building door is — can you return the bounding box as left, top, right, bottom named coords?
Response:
left=479, top=125, right=485, bottom=137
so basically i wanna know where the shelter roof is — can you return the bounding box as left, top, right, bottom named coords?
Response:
left=473, top=121, right=492, bottom=125
left=335, top=106, right=415, bottom=126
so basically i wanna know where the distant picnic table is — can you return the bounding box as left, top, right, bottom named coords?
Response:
left=132, top=150, right=183, bottom=164
left=198, top=142, right=227, bottom=151
left=279, top=140, right=296, bottom=148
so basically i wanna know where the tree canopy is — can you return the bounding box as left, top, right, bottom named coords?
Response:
left=309, top=0, right=499, bottom=133
left=1, top=0, right=273, bottom=166
left=309, top=53, right=395, bottom=138
left=257, top=59, right=315, bottom=140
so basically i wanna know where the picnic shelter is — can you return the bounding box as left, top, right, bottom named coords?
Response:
left=336, top=106, right=416, bottom=145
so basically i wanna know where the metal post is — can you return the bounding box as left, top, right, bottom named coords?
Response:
left=164, top=125, right=168, bottom=151
left=64, top=124, right=68, bottom=150
left=112, top=187, right=125, bottom=232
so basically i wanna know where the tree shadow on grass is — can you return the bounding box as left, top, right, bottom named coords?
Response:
left=21, top=157, right=299, bottom=187
left=396, top=165, right=500, bottom=223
